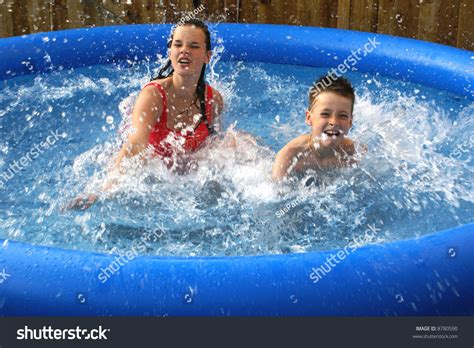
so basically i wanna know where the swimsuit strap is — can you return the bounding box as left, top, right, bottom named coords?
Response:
left=204, top=85, right=215, bottom=134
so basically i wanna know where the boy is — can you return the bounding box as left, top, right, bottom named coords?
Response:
left=272, top=76, right=357, bottom=181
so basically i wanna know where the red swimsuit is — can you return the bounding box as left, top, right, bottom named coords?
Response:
left=143, top=82, right=214, bottom=158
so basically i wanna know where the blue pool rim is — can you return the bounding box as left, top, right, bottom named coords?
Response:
left=0, top=24, right=473, bottom=316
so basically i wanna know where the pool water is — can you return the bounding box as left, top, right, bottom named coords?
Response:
left=0, top=57, right=472, bottom=256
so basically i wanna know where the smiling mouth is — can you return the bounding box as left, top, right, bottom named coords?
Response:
left=323, top=129, right=342, bottom=137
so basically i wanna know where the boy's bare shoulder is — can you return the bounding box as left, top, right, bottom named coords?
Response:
left=341, top=138, right=356, bottom=155
left=279, top=134, right=310, bottom=156
left=340, top=138, right=369, bottom=157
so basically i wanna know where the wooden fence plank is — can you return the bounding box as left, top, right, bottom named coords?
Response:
left=204, top=0, right=224, bottom=22
left=351, top=0, right=377, bottom=32
left=457, top=0, right=474, bottom=50
left=176, top=0, right=194, bottom=19
left=350, top=0, right=378, bottom=32
left=392, top=0, right=420, bottom=39
left=11, top=0, right=31, bottom=35
left=418, top=0, right=442, bottom=42
left=101, top=1, right=127, bottom=25
left=138, top=0, right=157, bottom=23
left=27, top=0, right=52, bottom=33
left=239, top=0, right=259, bottom=23
left=66, top=0, right=85, bottom=29
left=321, top=0, right=337, bottom=28
left=372, top=0, right=380, bottom=32
left=295, top=0, right=306, bottom=25
left=223, top=0, right=239, bottom=22
left=351, top=0, right=364, bottom=30
left=256, top=0, right=272, bottom=24
left=51, top=0, right=68, bottom=31
left=434, top=0, right=460, bottom=46
left=0, top=0, right=15, bottom=38
left=309, top=0, right=322, bottom=26
left=154, top=0, right=167, bottom=23
left=337, top=0, right=351, bottom=29
left=280, top=0, right=299, bottom=25
left=82, top=0, right=103, bottom=26
left=366, top=0, right=379, bottom=32
left=377, top=0, right=396, bottom=34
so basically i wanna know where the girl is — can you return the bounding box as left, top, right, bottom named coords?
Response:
left=68, top=19, right=224, bottom=209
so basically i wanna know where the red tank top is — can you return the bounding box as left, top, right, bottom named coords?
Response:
left=144, top=82, right=214, bottom=158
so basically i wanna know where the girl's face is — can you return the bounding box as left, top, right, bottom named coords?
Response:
left=170, top=25, right=211, bottom=77
left=305, top=92, right=353, bottom=148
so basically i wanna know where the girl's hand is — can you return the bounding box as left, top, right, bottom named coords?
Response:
left=63, top=194, right=98, bottom=211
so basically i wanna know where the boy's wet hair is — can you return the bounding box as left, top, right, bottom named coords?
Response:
left=309, top=75, right=355, bottom=113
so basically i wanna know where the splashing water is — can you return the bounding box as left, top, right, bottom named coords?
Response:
left=0, top=50, right=472, bottom=256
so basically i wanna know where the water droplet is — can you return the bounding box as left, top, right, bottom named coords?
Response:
left=106, top=115, right=114, bottom=124
left=77, top=293, right=86, bottom=304
left=395, top=294, right=404, bottom=303
left=183, top=285, right=195, bottom=304
left=184, top=293, right=193, bottom=303
left=447, top=247, right=457, bottom=258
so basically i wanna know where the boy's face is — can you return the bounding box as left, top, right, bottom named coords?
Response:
left=305, top=91, right=353, bottom=149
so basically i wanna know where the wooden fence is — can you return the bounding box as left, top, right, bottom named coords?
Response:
left=0, top=0, right=472, bottom=50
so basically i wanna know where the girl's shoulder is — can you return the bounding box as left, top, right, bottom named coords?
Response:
left=140, top=78, right=170, bottom=102
left=144, top=78, right=168, bottom=90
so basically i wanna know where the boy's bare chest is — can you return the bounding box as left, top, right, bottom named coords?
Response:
left=293, top=150, right=344, bottom=173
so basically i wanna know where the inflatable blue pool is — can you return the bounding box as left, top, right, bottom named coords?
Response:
left=0, top=24, right=473, bottom=316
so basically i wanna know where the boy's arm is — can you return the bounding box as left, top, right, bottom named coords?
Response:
left=272, top=148, right=292, bottom=181
left=272, top=137, right=306, bottom=181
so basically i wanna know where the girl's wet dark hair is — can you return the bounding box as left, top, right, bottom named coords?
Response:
left=152, top=19, right=214, bottom=133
